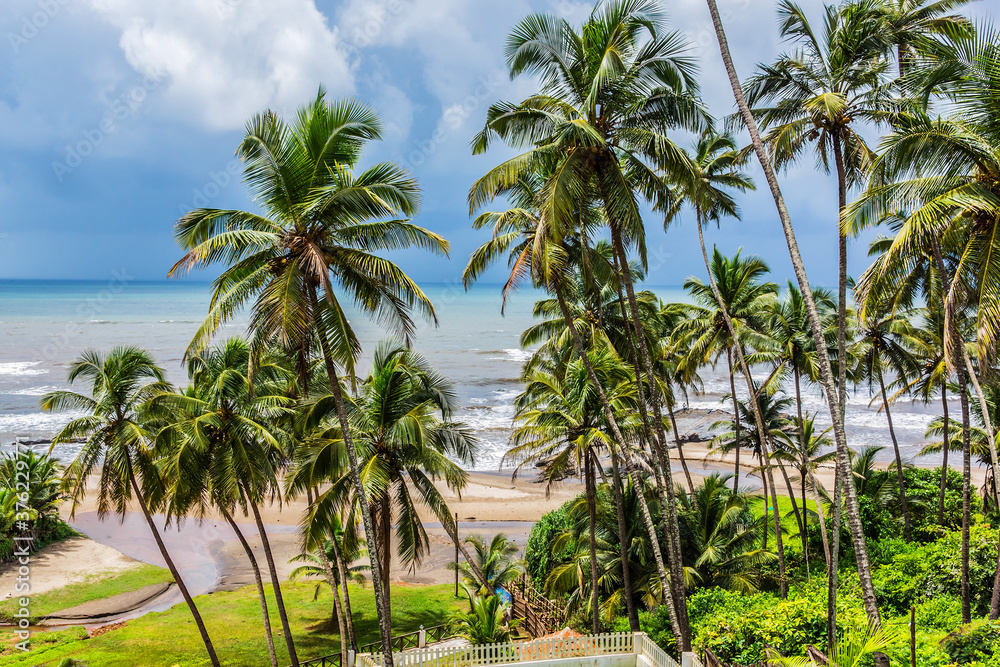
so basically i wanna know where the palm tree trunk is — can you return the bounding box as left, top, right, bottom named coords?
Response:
left=222, top=507, right=278, bottom=667
left=778, top=455, right=805, bottom=548
left=828, top=465, right=843, bottom=648
left=760, top=459, right=769, bottom=552
left=795, top=370, right=824, bottom=569
left=610, top=449, right=640, bottom=631
left=695, top=215, right=787, bottom=597
left=586, top=451, right=600, bottom=634
left=380, top=494, right=392, bottom=624
left=702, top=0, right=883, bottom=638
left=330, top=539, right=357, bottom=651
left=126, top=461, right=221, bottom=667
left=801, top=466, right=811, bottom=580
left=308, top=285, right=395, bottom=667
left=553, top=286, right=685, bottom=645
left=878, top=372, right=913, bottom=541
left=728, top=348, right=742, bottom=494
left=608, top=229, right=691, bottom=645
left=251, top=502, right=299, bottom=667
left=938, top=384, right=950, bottom=526
left=959, top=368, right=972, bottom=624
left=959, top=349, right=1000, bottom=509
left=667, top=404, right=696, bottom=494
left=322, top=551, right=349, bottom=666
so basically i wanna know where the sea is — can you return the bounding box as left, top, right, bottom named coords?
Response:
left=0, top=279, right=954, bottom=471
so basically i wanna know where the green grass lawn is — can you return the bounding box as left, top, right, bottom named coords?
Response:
left=0, top=563, right=174, bottom=624
left=1, top=582, right=465, bottom=667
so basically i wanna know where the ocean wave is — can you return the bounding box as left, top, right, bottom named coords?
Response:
left=2, top=385, right=60, bottom=396
left=0, top=362, right=49, bottom=377
left=0, top=410, right=82, bottom=435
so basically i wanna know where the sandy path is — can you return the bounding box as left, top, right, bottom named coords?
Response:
left=0, top=536, right=145, bottom=600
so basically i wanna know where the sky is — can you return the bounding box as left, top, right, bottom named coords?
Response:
left=1, top=0, right=998, bottom=291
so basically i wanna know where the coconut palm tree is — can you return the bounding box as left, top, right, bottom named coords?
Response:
left=40, top=347, right=222, bottom=667
left=465, top=164, right=684, bottom=641
left=153, top=338, right=295, bottom=667
left=874, top=0, right=975, bottom=77
left=507, top=344, right=640, bottom=633
left=676, top=474, right=775, bottom=593
left=471, top=3, right=712, bottom=644
left=851, top=307, right=922, bottom=540
left=448, top=534, right=524, bottom=596
left=0, top=450, right=62, bottom=542
left=290, top=341, right=477, bottom=622
left=701, top=0, right=886, bottom=645
left=171, top=89, right=447, bottom=663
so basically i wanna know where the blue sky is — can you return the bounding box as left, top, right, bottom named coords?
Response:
left=1, top=0, right=997, bottom=290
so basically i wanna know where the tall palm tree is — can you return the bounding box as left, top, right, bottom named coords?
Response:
left=679, top=249, right=778, bottom=491
left=464, top=164, right=684, bottom=641
left=874, top=0, right=975, bottom=76
left=507, top=344, right=640, bottom=633
left=153, top=338, right=294, bottom=667
left=702, top=0, right=888, bottom=647
left=40, top=348, right=222, bottom=667
left=851, top=307, right=922, bottom=540
left=471, top=2, right=712, bottom=645
left=290, top=342, right=478, bottom=621
left=171, top=89, right=446, bottom=663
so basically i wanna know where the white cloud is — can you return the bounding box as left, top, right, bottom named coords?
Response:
left=84, top=0, right=355, bottom=130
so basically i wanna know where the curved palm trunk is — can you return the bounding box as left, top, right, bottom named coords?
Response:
left=326, top=558, right=349, bottom=666
left=308, top=286, right=395, bottom=667
left=251, top=503, right=299, bottom=667
left=703, top=0, right=883, bottom=639
left=126, top=462, right=221, bottom=667
left=938, top=385, right=950, bottom=526
left=585, top=451, right=600, bottom=634
left=222, top=508, right=278, bottom=667
left=878, top=372, right=912, bottom=541
left=607, top=232, right=691, bottom=645
left=728, top=349, right=742, bottom=494
left=695, top=216, right=787, bottom=597
left=611, top=449, right=640, bottom=631
left=554, top=287, right=685, bottom=646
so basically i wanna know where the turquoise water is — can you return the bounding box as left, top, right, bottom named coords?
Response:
left=0, top=279, right=944, bottom=469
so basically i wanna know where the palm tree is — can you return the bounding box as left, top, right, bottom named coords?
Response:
left=874, top=0, right=975, bottom=77
left=153, top=338, right=294, bottom=667
left=465, top=164, right=683, bottom=641
left=507, top=344, right=639, bottom=633
left=448, top=534, right=524, bottom=595
left=677, top=474, right=775, bottom=593
left=171, top=90, right=447, bottom=663
left=40, top=348, right=221, bottom=667
left=768, top=621, right=897, bottom=667
left=680, top=249, right=778, bottom=491
left=0, top=450, right=62, bottom=542
left=471, top=2, right=712, bottom=644
left=701, top=0, right=886, bottom=645
left=851, top=307, right=922, bottom=540
left=773, top=415, right=837, bottom=568
left=449, top=592, right=520, bottom=645
left=291, top=341, right=478, bottom=622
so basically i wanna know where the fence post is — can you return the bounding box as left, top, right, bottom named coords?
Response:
left=681, top=652, right=698, bottom=667
left=347, top=651, right=356, bottom=667
left=419, top=626, right=427, bottom=649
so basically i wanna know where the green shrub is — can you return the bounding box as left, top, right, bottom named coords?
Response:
left=871, top=524, right=998, bottom=616
left=611, top=604, right=676, bottom=655
left=942, top=620, right=1000, bottom=664
left=524, top=498, right=575, bottom=585
left=916, top=596, right=965, bottom=632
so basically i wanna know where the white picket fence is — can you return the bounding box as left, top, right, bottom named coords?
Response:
left=356, top=632, right=701, bottom=667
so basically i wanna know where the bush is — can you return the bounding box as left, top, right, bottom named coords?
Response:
left=611, top=604, right=676, bottom=655
left=916, top=597, right=965, bottom=632
left=902, top=466, right=974, bottom=539
left=524, top=498, right=575, bottom=585
left=872, top=524, right=998, bottom=616
left=942, top=620, right=1000, bottom=665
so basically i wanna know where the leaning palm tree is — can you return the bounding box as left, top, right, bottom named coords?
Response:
left=153, top=338, right=294, bottom=667
left=40, top=348, right=221, bottom=667
left=170, top=89, right=447, bottom=663
left=471, top=2, right=711, bottom=644
left=290, top=341, right=478, bottom=622
left=851, top=307, right=922, bottom=540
